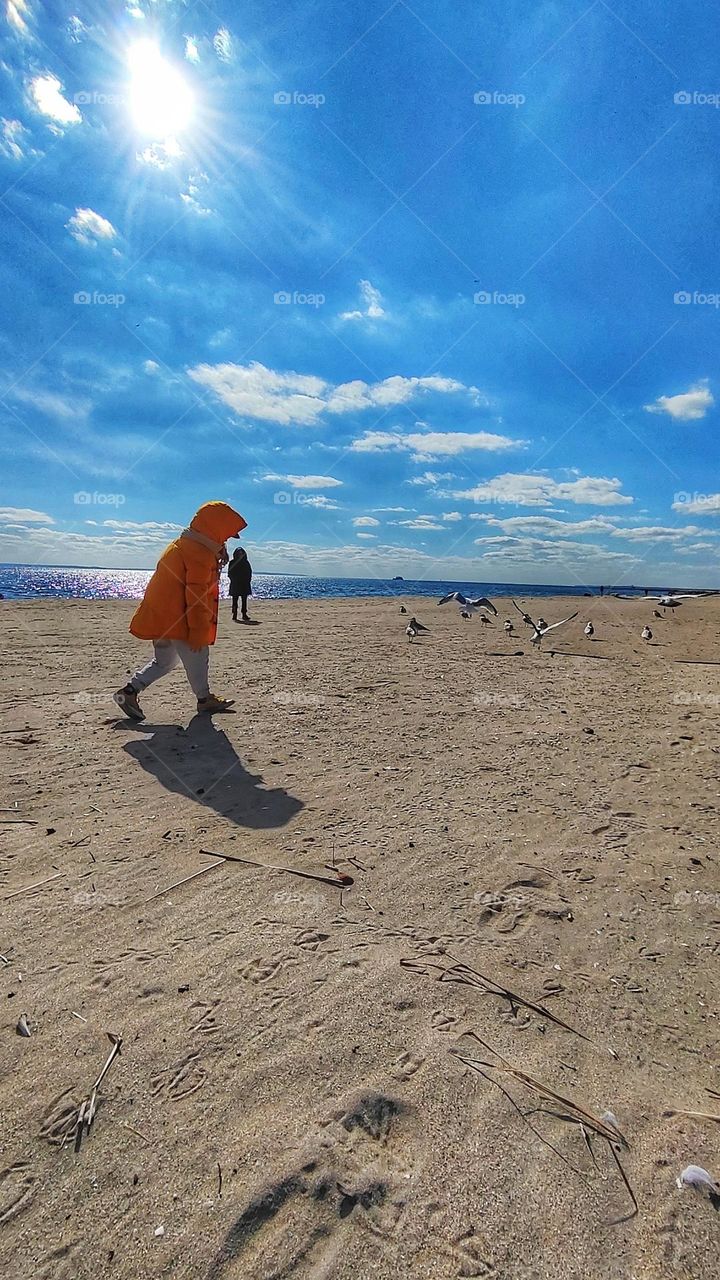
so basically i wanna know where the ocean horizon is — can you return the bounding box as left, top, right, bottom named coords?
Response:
left=0, top=562, right=691, bottom=602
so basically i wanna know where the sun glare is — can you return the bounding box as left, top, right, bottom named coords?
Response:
left=127, top=39, right=194, bottom=139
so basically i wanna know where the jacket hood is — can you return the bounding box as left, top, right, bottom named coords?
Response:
left=190, top=501, right=247, bottom=543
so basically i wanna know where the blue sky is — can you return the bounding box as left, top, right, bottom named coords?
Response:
left=0, top=0, right=718, bottom=585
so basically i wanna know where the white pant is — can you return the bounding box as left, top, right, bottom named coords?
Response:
left=131, top=640, right=210, bottom=700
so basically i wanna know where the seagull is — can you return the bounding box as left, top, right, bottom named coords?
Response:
left=503, top=620, right=514, bottom=635
left=479, top=614, right=492, bottom=625
left=641, top=625, right=652, bottom=641
left=614, top=591, right=718, bottom=610
left=512, top=600, right=578, bottom=649
left=406, top=616, right=429, bottom=641
left=584, top=622, right=594, bottom=638
left=438, top=591, right=498, bottom=619
left=400, top=605, right=407, bottom=614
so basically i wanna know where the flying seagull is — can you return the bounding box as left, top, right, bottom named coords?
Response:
left=641, top=625, right=653, bottom=641
left=512, top=600, right=578, bottom=649
left=438, top=591, right=497, bottom=619
left=584, top=622, right=594, bottom=638
left=406, top=616, right=429, bottom=641
left=613, top=591, right=718, bottom=610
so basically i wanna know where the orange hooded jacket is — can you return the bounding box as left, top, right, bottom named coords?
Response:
left=130, top=501, right=247, bottom=648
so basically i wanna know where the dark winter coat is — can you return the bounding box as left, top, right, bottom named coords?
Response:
left=228, top=555, right=252, bottom=596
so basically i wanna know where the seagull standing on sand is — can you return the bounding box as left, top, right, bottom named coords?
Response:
left=406, top=616, right=429, bottom=641
left=512, top=600, right=578, bottom=650
left=438, top=592, right=497, bottom=620
left=641, top=625, right=653, bottom=642
left=400, top=605, right=407, bottom=614
left=504, top=620, right=514, bottom=636
left=479, top=614, right=491, bottom=625
left=584, top=622, right=594, bottom=638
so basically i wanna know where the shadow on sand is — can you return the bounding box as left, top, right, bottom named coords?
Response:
left=119, top=714, right=303, bottom=829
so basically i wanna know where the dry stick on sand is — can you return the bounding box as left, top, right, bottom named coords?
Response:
left=400, top=955, right=617, bottom=1058
left=663, top=1107, right=720, bottom=1125
left=200, top=849, right=353, bottom=888
left=68, top=1032, right=123, bottom=1153
left=4, top=871, right=65, bottom=901
left=143, top=858, right=227, bottom=904
left=454, top=1031, right=637, bottom=1220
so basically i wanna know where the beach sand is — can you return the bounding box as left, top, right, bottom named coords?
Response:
left=1, top=594, right=719, bottom=1279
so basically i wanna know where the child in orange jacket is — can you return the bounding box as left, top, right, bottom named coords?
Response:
left=114, top=500, right=247, bottom=721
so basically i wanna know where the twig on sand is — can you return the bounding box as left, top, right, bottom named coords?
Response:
left=68, top=1032, right=123, bottom=1153
left=143, top=859, right=227, bottom=903
left=0, top=818, right=38, bottom=824
left=122, top=1122, right=151, bottom=1144
left=664, top=1107, right=720, bottom=1125
left=200, top=849, right=353, bottom=888
left=4, top=871, right=65, bottom=901
left=217, top=1163, right=223, bottom=1196
left=401, top=954, right=616, bottom=1057
left=453, top=1031, right=637, bottom=1220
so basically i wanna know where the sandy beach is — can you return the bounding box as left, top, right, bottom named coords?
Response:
left=1, top=593, right=719, bottom=1280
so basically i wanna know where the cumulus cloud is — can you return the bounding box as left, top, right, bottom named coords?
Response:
left=262, top=473, right=343, bottom=489
left=352, top=516, right=380, bottom=527
left=340, top=279, right=385, bottom=321
left=442, top=512, right=462, bottom=521
left=66, top=207, right=117, bottom=246
left=351, top=428, right=520, bottom=460
left=29, top=74, right=81, bottom=127
left=0, top=506, right=53, bottom=523
left=610, top=524, right=713, bottom=543
left=187, top=362, right=482, bottom=427
left=100, top=520, right=182, bottom=532
left=470, top=514, right=620, bottom=536
left=644, top=381, right=714, bottom=421
left=395, top=516, right=444, bottom=531
left=406, top=471, right=454, bottom=487
left=298, top=495, right=341, bottom=509
left=452, top=472, right=633, bottom=507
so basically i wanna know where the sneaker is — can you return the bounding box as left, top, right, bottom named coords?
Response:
left=114, top=684, right=145, bottom=722
left=197, top=694, right=235, bottom=714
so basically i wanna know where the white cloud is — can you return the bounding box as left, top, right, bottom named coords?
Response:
left=372, top=506, right=414, bottom=512
left=143, top=360, right=160, bottom=375
left=187, top=362, right=481, bottom=427
left=180, top=171, right=212, bottom=216
left=0, top=506, right=53, bottom=523
left=352, top=516, right=380, bottom=527
left=137, top=138, right=183, bottom=168
left=29, top=74, right=81, bottom=127
left=262, top=473, right=343, bottom=489
left=101, top=520, right=182, bottom=532
left=452, top=472, right=633, bottom=507
left=351, top=428, right=520, bottom=459
left=299, top=495, right=341, bottom=509
left=356, top=532, right=376, bottom=539
left=471, top=514, right=620, bottom=537
left=0, top=118, right=36, bottom=160
left=672, top=493, right=720, bottom=515
left=396, top=516, right=444, bottom=531
left=213, top=26, right=233, bottom=61
left=442, top=512, right=462, bottom=521
left=340, top=279, right=385, bottom=322
left=7, top=0, right=31, bottom=37
left=644, top=381, right=714, bottom=421
left=474, top=535, right=633, bottom=564
left=67, top=15, right=88, bottom=42
left=185, top=36, right=200, bottom=63
left=66, top=207, right=118, bottom=247
left=610, top=524, right=713, bottom=543
left=406, top=470, right=454, bottom=487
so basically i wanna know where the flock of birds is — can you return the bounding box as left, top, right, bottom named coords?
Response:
left=401, top=590, right=716, bottom=648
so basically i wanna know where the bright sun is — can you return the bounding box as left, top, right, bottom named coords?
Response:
left=127, top=40, right=194, bottom=138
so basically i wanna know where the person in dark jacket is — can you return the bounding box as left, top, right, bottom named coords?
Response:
left=228, top=546, right=252, bottom=621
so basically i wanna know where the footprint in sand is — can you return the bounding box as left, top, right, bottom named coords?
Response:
left=389, top=1051, right=425, bottom=1082
left=39, top=1089, right=80, bottom=1146
left=0, top=1161, right=36, bottom=1226
left=150, top=1048, right=218, bottom=1100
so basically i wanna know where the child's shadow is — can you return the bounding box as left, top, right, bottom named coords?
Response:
left=121, top=715, right=303, bottom=829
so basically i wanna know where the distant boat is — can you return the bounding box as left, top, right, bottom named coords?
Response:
left=392, top=575, right=404, bottom=580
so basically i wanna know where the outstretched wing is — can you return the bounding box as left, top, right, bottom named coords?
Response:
left=469, top=596, right=497, bottom=615
left=540, top=611, right=578, bottom=634
left=414, top=620, right=429, bottom=631
left=439, top=592, right=463, bottom=606
left=512, top=598, right=536, bottom=627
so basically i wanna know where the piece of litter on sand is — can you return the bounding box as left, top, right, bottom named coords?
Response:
left=200, top=848, right=353, bottom=888
left=71, top=1011, right=88, bottom=1022
left=154, top=1226, right=165, bottom=1237
left=677, top=1165, right=720, bottom=1197
left=16, top=1014, right=31, bottom=1037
